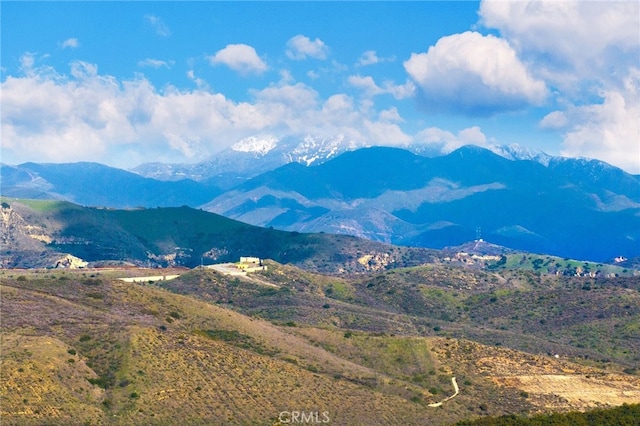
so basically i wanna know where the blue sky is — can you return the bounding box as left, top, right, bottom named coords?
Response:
left=1, top=1, right=639, bottom=173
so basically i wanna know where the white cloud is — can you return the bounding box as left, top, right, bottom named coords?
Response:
left=358, top=50, right=380, bottom=66
left=348, top=75, right=415, bottom=100
left=186, top=70, right=208, bottom=90
left=144, top=14, right=171, bottom=38
left=478, top=0, right=640, bottom=172
left=364, top=120, right=412, bottom=146
left=539, top=111, right=568, bottom=130
left=209, top=44, right=267, bottom=75
left=378, top=107, right=403, bottom=123
left=479, top=0, right=640, bottom=87
left=286, top=35, right=329, bottom=60
left=558, top=80, right=640, bottom=173
left=357, top=50, right=395, bottom=67
left=348, top=75, right=381, bottom=96
left=415, top=126, right=489, bottom=153
left=1, top=61, right=416, bottom=168
left=404, top=31, right=547, bottom=115
left=70, top=61, right=98, bottom=79
left=60, top=38, right=79, bottom=49
left=19, top=52, right=36, bottom=73
left=138, top=58, right=173, bottom=69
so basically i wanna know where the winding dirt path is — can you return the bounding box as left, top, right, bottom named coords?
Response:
left=428, top=376, right=459, bottom=407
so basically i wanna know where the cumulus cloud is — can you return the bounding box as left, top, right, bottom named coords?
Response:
left=60, top=38, right=79, bottom=49
left=415, top=126, right=490, bottom=153
left=480, top=0, right=640, bottom=87
left=478, top=0, right=640, bottom=172
left=285, top=35, right=329, bottom=60
left=539, top=111, right=568, bottom=130
left=209, top=44, right=267, bottom=75
left=348, top=75, right=414, bottom=100
left=358, top=50, right=380, bottom=66
left=404, top=31, right=547, bottom=115
left=144, top=14, right=171, bottom=38
left=557, top=73, right=640, bottom=173
left=1, top=60, right=415, bottom=167
left=356, top=50, right=394, bottom=67
left=378, top=107, right=403, bottom=123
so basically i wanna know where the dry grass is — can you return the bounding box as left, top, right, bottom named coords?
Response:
left=1, top=268, right=639, bottom=425
left=1, top=334, right=106, bottom=425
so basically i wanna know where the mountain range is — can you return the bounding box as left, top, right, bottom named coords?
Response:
left=2, top=140, right=639, bottom=262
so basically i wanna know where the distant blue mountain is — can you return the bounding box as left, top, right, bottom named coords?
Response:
left=0, top=162, right=221, bottom=208
left=203, top=146, right=640, bottom=262
left=3, top=145, right=638, bottom=262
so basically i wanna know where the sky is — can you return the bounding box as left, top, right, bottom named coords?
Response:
left=1, top=1, right=639, bottom=173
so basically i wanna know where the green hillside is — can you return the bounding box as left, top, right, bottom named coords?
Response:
left=1, top=197, right=436, bottom=272
left=486, top=253, right=631, bottom=277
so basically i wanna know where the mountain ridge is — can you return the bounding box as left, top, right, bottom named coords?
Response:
left=2, top=144, right=638, bottom=262
left=202, top=146, right=640, bottom=261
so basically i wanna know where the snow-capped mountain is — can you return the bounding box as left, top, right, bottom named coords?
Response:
left=131, top=134, right=367, bottom=184
left=230, top=135, right=279, bottom=157
left=131, top=134, right=630, bottom=193
left=486, top=143, right=554, bottom=166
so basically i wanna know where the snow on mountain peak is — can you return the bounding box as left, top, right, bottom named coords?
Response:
left=488, top=143, right=553, bottom=166
left=231, top=135, right=279, bottom=156
left=291, top=134, right=350, bottom=166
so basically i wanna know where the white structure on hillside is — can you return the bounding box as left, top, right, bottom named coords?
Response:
left=205, top=257, right=267, bottom=275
